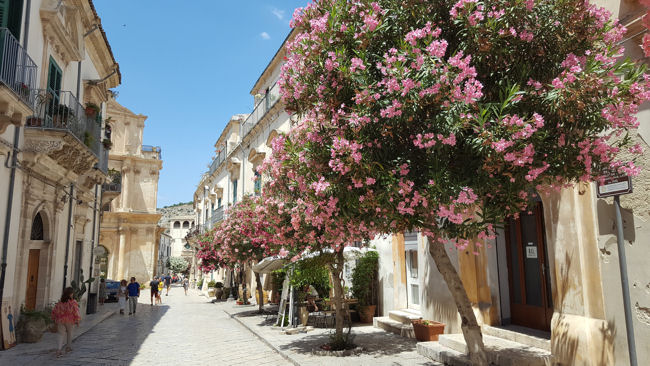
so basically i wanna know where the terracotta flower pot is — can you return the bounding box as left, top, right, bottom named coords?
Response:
left=411, top=319, right=445, bottom=342
left=358, top=305, right=376, bottom=323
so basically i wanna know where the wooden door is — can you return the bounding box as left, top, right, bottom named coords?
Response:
left=505, top=203, right=553, bottom=331
left=25, top=249, right=40, bottom=311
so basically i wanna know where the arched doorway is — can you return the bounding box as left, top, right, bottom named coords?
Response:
left=504, top=201, right=553, bottom=331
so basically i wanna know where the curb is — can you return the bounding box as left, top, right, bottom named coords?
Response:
left=223, top=308, right=301, bottom=366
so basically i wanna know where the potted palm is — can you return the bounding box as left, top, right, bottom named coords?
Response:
left=214, top=282, right=224, bottom=299
left=411, top=319, right=446, bottom=342
left=351, top=251, right=379, bottom=323
left=207, top=280, right=216, bottom=297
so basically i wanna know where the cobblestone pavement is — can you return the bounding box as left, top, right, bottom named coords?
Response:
left=0, top=286, right=291, bottom=366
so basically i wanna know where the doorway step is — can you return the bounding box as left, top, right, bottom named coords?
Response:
left=372, top=308, right=422, bottom=339
left=482, top=324, right=550, bottom=351
left=417, top=332, right=551, bottom=366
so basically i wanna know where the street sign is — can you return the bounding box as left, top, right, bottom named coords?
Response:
left=596, top=172, right=632, bottom=198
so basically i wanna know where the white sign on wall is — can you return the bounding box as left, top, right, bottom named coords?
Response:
left=526, top=246, right=538, bottom=259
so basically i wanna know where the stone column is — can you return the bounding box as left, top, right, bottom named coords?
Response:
left=117, top=226, right=127, bottom=281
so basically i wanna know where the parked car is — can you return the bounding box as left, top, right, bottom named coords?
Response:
left=105, top=279, right=120, bottom=302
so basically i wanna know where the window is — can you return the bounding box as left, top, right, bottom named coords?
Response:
left=232, top=179, right=238, bottom=203
left=217, top=198, right=222, bottom=208
left=1, top=0, right=24, bottom=39
left=173, top=221, right=181, bottom=229
left=183, top=221, right=189, bottom=229
left=30, top=213, right=44, bottom=240
left=254, top=171, right=261, bottom=195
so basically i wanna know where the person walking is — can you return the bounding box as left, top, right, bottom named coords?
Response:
left=127, top=277, right=140, bottom=315
left=51, top=287, right=80, bottom=358
left=117, top=280, right=128, bottom=315
left=150, top=277, right=160, bottom=306
left=157, top=279, right=164, bottom=304
left=98, top=278, right=106, bottom=306
left=164, top=274, right=172, bottom=296
left=182, top=277, right=189, bottom=296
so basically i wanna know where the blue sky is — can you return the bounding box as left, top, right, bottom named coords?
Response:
left=94, top=1, right=306, bottom=208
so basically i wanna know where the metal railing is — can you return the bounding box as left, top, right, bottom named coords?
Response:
left=96, top=145, right=109, bottom=174
left=142, top=145, right=162, bottom=159
left=102, top=169, right=122, bottom=193
left=240, top=81, right=280, bottom=139
left=26, top=89, right=101, bottom=157
left=211, top=206, right=224, bottom=225
left=0, top=28, right=37, bottom=107
left=208, top=144, right=227, bottom=176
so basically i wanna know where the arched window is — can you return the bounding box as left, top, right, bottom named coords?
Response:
left=30, top=213, right=44, bottom=240
left=102, top=203, right=110, bottom=212
left=173, top=221, right=181, bottom=229
left=183, top=221, right=189, bottom=229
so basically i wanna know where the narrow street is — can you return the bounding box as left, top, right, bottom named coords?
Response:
left=0, top=286, right=290, bottom=366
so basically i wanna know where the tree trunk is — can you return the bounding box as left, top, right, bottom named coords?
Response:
left=328, top=250, right=346, bottom=340
left=255, top=272, right=264, bottom=313
left=427, top=235, right=488, bottom=366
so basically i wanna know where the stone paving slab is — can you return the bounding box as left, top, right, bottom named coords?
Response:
left=0, top=286, right=291, bottom=366
left=1, top=302, right=119, bottom=357
left=223, top=303, right=442, bottom=366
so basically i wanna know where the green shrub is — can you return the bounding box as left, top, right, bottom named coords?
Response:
left=196, top=278, right=204, bottom=289
left=351, top=251, right=379, bottom=306
left=207, top=280, right=216, bottom=288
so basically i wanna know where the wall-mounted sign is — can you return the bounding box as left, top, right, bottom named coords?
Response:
left=526, top=246, right=538, bottom=259
left=597, top=171, right=633, bottom=198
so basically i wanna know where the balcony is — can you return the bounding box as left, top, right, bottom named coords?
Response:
left=96, top=144, right=109, bottom=174
left=142, top=145, right=162, bottom=159
left=208, top=145, right=227, bottom=176
left=0, top=28, right=37, bottom=133
left=102, top=168, right=122, bottom=201
left=239, top=82, right=280, bottom=140
left=211, top=206, right=224, bottom=225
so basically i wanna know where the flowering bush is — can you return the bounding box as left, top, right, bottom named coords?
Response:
left=273, top=0, right=649, bottom=363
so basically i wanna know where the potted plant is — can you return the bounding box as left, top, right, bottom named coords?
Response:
left=85, top=102, right=100, bottom=118
left=351, top=250, right=379, bottom=323
left=236, top=297, right=249, bottom=305
left=83, top=131, right=94, bottom=148
left=222, top=287, right=231, bottom=300
left=206, top=280, right=216, bottom=297
left=214, top=282, right=224, bottom=299
left=16, top=306, right=52, bottom=343
left=411, top=319, right=445, bottom=342
left=19, top=83, right=30, bottom=99
left=102, top=138, right=112, bottom=150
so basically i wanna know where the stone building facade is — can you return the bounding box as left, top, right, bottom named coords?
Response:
left=97, top=98, right=162, bottom=284
left=190, top=32, right=294, bottom=294
left=0, top=0, right=122, bottom=349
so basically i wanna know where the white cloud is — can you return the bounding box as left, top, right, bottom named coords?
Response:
left=271, top=8, right=285, bottom=20
left=260, top=32, right=271, bottom=40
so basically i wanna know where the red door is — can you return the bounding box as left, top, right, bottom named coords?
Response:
left=505, top=203, right=553, bottom=331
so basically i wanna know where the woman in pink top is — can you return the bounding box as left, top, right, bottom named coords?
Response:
left=51, top=287, right=80, bottom=358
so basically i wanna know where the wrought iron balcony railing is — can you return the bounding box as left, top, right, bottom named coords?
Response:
left=102, top=181, right=122, bottom=193
left=240, top=81, right=280, bottom=139
left=0, top=28, right=37, bottom=107
left=208, top=145, right=227, bottom=176
left=26, top=90, right=101, bottom=157
left=96, top=144, right=109, bottom=174
left=211, top=206, right=224, bottom=225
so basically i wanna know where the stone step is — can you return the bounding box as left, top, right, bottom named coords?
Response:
left=388, top=309, right=422, bottom=324
left=482, top=325, right=551, bottom=352
left=417, top=341, right=472, bottom=366
left=429, top=334, right=551, bottom=366
left=373, top=316, right=415, bottom=339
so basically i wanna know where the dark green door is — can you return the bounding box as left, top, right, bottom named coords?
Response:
left=46, top=57, right=62, bottom=125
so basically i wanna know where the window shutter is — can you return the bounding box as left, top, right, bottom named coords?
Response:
left=0, top=0, right=9, bottom=29
left=7, top=0, right=23, bottom=39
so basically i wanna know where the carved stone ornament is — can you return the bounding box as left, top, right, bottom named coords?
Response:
left=23, top=139, right=64, bottom=154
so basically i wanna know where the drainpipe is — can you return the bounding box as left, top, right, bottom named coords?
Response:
left=76, top=61, right=81, bottom=100
left=86, top=184, right=99, bottom=314
left=62, top=184, right=74, bottom=292
left=0, top=128, right=20, bottom=316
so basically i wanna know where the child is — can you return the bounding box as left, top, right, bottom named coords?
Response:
left=117, top=279, right=128, bottom=315
left=51, top=287, right=80, bottom=358
left=156, top=279, right=163, bottom=304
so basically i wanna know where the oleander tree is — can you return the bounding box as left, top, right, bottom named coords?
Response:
left=167, top=256, right=189, bottom=274
left=641, top=0, right=650, bottom=56
left=275, top=0, right=649, bottom=363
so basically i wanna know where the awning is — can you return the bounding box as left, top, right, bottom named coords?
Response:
left=252, top=256, right=287, bottom=274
